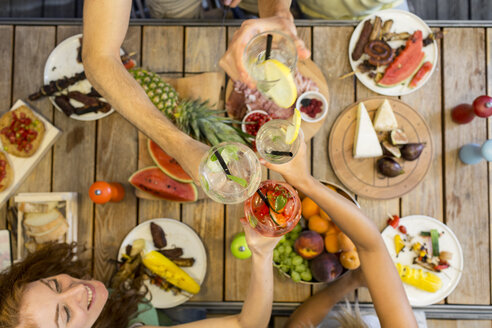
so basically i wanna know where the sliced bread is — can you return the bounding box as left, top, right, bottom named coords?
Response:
left=24, top=209, right=66, bottom=235
left=19, top=201, right=59, bottom=213
left=30, top=219, right=68, bottom=244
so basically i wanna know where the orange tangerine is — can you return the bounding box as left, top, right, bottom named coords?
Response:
left=340, top=250, right=360, bottom=270
left=319, top=209, right=331, bottom=221
left=325, top=221, right=339, bottom=235
left=338, top=232, right=356, bottom=251
left=301, top=197, right=319, bottom=218
left=324, top=233, right=340, bottom=253
left=308, top=215, right=330, bottom=234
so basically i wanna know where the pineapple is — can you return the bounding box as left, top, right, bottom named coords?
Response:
left=131, top=67, right=250, bottom=146
left=130, top=68, right=178, bottom=118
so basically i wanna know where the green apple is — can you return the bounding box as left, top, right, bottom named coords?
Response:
left=231, top=232, right=252, bottom=259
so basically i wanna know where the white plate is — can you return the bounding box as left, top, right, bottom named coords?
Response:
left=381, top=215, right=463, bottom=306
left=44, top=34, right=118, bottom=121
left=117, top=218, right=207, bottom=309
left=348, top=9, right=438, bottom=96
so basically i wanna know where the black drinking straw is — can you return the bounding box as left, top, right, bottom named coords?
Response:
left=265, top=34, right=273, bottom=60
left=256, top=189, right=272, bottom=210
left=214, top=150, right=232, bottom=176
left=267, top=150, right=293, bottom=157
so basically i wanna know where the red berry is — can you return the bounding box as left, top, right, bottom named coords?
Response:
left=451, top=104, right=475, bottom=124
left=473, top=95, right=492, bottom=118
left=399, top=225, right=407, bottom=234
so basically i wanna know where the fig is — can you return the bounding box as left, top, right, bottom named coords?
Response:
left=310, top=252, right=343, bottom=282
left=377, top=157, right=404, bottom=177
left=401, top=143, right=425, bottom=161
left=150, top=222, right=167, bottom=249
left=390, top=129, right=408, bottom=145
left=451, top=104, right=475, bottom=124
left=381, top=140, right=401, bottom=158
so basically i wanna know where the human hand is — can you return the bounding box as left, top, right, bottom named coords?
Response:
left=259, top=132, right=311, bottom=189
left=240, top=217, right=281, bottom=256
left=219, top=15, right=311, bottom=88
left=223, top=0, right=241, bottom=7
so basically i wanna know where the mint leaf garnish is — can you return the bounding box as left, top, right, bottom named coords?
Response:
left=248, top=215, right=258, bottom=228
left=210, top=153, right=217, bottom=161
left=275, top=195, right=287, bottom=212
left=227, top=175, right=248, bottom=188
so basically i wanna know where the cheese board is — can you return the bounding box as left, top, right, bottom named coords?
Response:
left=225, top=58, right=330, bottom=141
left=0, top=100, right=61, bottom=207
left=329, top=97, right=432, bottom=200
left=14, top=192, right=78, bottom=260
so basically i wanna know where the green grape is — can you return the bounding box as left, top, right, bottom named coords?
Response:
left=273, top=254, right=280, bottom=263
left=273, top=249, right=279, bottom=258
left=280, top=265, right=289, bottom=273
left=293, top=224, right=302, bottom=233
left=279, top=235, right=287, bottom=243
left=292, top=255, right=303, bottom=266
left=295, top=264, right=307, bottom=273
left=301, top=271, right=312, bottom=281
left=289, top=251, right=297, bottom=259
left=291, top=271, right=301, bottom=282
left=277, top=245, right=285, bottom=254
left=284, top=245, right=293, bottom=255
left=290, top=232, right=300, bottom=241
left=284, top=257, right=292, bottom=266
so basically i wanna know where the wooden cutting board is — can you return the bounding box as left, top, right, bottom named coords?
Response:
left=136, top=72, right=224, bottom=201
left=329, top=97, right=433, bottom=200
left=225, top=58, right=330, bottom=141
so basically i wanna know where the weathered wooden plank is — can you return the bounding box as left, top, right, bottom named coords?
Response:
left=273, top=316, right=290, bottom=328
left=93, top=26, right=141, bottom=282
left=443, top=28, right=489, bottom=304
left=0, top=26, right=13, bottom=229
left=10, top=0, right=42, bottom=17
left=185, top=27, right=225, bottom=73
left=408, top=0, right=437, bottom=20
left=487, top=27, right=492, bottom=306
left=401, top=28, right=443, bottom=220
left=437, top=0, right=469, bottom=20
left=138, top=26, right=182, bottom=223
left=470, top=0, right=492, bottom=20
left=142, top=26, right=183, bottom=73
left=182, top=26, right=225, bottom=301
left=428, top=320, right=492, bottom=328
left=14, top=26, right=56, bottom=193
left=51, top=26, right=95, bottom=266
left=43, top=0, right=76, bottom=18
left=355, top=81, right=400, bottom=303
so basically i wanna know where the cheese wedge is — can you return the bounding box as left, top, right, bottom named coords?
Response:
left=373, top=99, right=398, bottom=131
left=353, top=102, right=383, bottom=158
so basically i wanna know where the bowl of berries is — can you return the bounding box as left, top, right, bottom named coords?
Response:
left=296, top=91, right=328, bottom=123
left=241, top=110, right=272, bottom=136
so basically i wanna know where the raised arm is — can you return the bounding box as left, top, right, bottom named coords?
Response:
left=82, top=0, right=208, bottom=182
left=219, top=0, right=310, bottom=88
left=262, top=136, right=417, bottom=328
left=144, top=219, right=279, bottom=328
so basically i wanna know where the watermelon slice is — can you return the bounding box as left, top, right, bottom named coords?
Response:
left=129, top=166, right=198, bottom=202
left=378, top=30, right=425, bottom=87
left=148, top=139, right=193, bottom=183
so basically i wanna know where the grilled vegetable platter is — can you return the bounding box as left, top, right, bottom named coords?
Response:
left=116, top=218, right=207, bottom=308
left=381, top=215, right=463, bottom=306
left=348, top=9, right=439, bottom=96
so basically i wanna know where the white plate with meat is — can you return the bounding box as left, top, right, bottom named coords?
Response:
left=117, top=218, right=207, bottom=309
left=381, top=215, right=463, bottom=306
left=348, top=9, right=438, bottom=96
left=44, top=34, right=117, bottom=121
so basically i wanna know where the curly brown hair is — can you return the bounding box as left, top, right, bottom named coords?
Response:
left=0, top=243, right=146, bottom=328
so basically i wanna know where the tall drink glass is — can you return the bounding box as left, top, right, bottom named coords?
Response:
left=256, top=119, right=302, bottom=164
left=199, top=142, right=262, bottom=204
left=244, top=180, right=302, bottom=237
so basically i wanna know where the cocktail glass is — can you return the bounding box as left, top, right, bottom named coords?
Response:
left=243, top=31, right=297, bottom=94
left=199, top=142, right=262, bottom=204
left=256, top=119, right=302, bottom=164
left=244, top=180, right=301, bottom=237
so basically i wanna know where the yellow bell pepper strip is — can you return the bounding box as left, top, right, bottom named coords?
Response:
left=394, top=234, right=405, bottom=255
left=396, top=262, right=442, bottom=293
left=143, top=250, right=200, bottom=294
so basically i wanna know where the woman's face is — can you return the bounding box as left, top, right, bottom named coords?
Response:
left=20, top=274, right=108, bottom=328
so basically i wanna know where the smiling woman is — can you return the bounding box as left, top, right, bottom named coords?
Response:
left=0, top=243, right=147, bottom=328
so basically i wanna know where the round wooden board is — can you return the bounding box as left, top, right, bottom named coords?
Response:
left=329, top=97, right=433, bottom=200
left=225, top=58, right=330, bottom=141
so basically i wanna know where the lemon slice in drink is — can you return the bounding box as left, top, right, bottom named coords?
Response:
left=285, top=108, right=302, bottom=145
left=262, top=59, right=297, bottom=108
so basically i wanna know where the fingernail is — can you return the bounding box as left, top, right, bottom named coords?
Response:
left=224, top=0, right=232, bottom=5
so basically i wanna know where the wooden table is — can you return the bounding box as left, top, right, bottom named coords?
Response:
left=1, top=21, right=492, bottom=327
